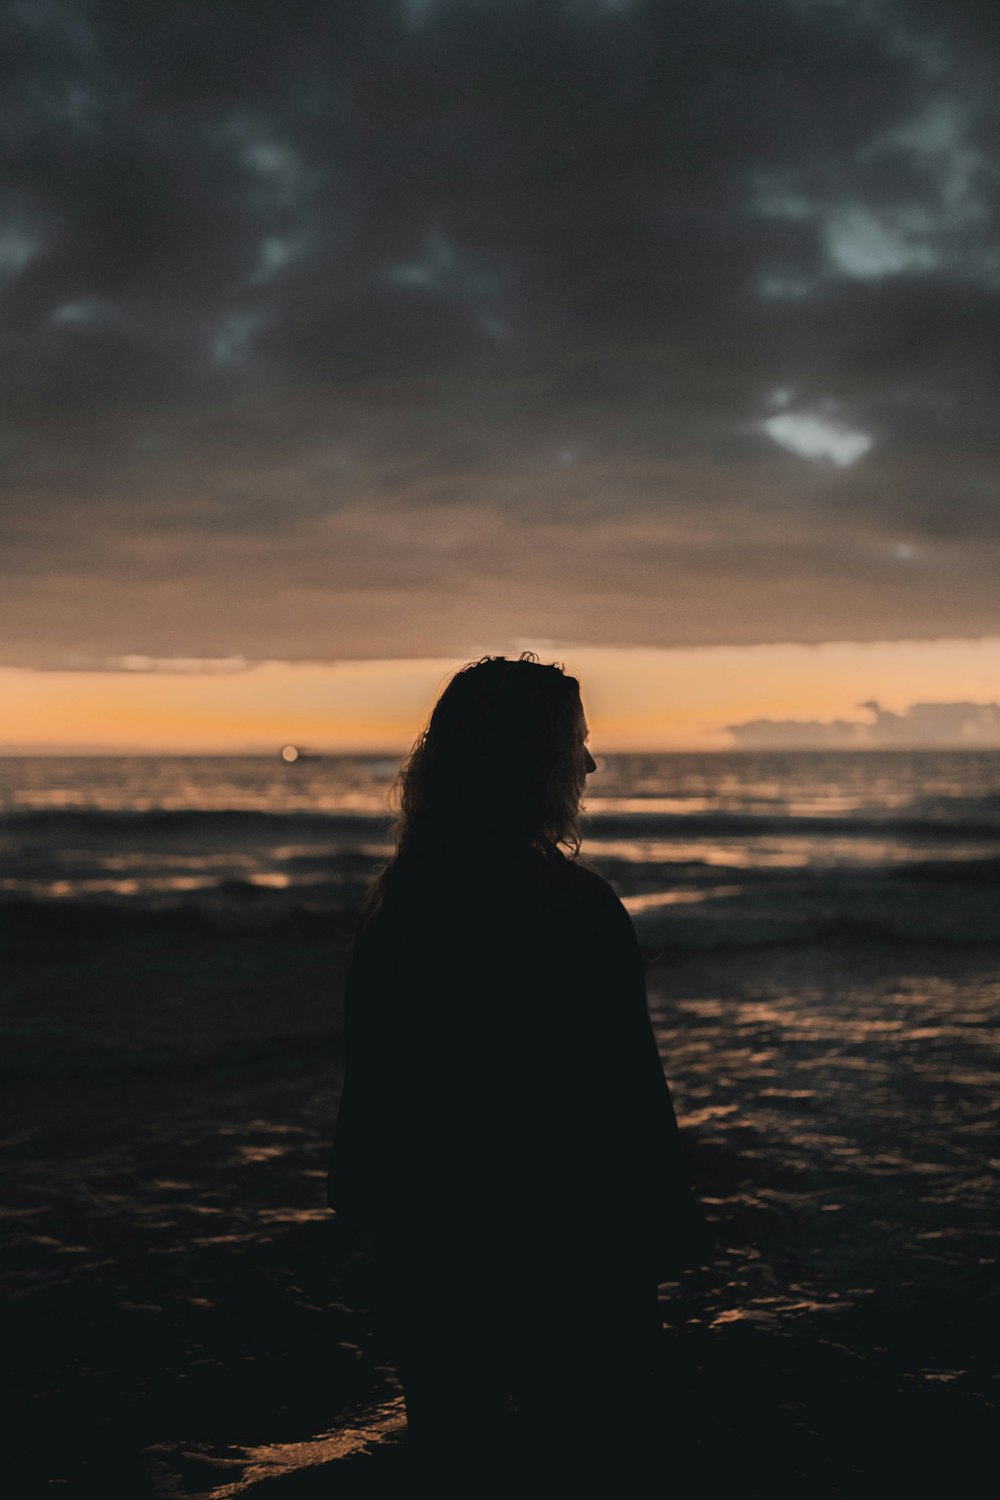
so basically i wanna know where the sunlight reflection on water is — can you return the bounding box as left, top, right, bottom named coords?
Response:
left=148, top=1399, right=408, bottom=1499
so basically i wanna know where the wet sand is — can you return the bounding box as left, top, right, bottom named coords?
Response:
left=3, top=908, right=997, bottom=1496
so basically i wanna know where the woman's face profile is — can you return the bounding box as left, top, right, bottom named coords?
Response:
left=582, top=718, right=597, bottom=777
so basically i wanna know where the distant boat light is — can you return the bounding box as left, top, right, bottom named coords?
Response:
left=281, top=745, right=300, bottom=763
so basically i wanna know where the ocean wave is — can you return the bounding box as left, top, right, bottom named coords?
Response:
left=0, top=894, right=359, bottom=951
left=895, top=855, right=1000, bottom=882
left=584, top=810, right=1000, bottom=840
left=629, top=883, right=1000, bottom=951
left=5, top=804, right=1000, bottom=848
left=634, top=913, right=1000, bottom=953
left=0, top=808, right=389, bottom=840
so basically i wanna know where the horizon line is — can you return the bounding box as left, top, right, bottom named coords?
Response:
left=3, top=744, right=1000, bottom=758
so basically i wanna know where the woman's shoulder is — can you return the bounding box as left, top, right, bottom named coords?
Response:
left=364, top=848, right=629, bottom=932
left=542, top=853, right=631, bottom=924
left=557, top=854, right=616, bottom=896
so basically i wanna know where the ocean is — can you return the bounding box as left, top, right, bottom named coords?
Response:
left=4, top=749, right=1000, bottom=932
left=3, top=751, right=998, bottom=1494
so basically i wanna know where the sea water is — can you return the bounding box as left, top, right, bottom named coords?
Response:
left=2, top=753, right=997, bottom=1374
left=2, top=751, right=999, bottom=932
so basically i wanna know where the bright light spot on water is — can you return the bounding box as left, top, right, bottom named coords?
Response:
left=624, top=884, right=744, bottom=914
left=281, top=745, right=299, bottom=763
left=151, top=1399, right=408, bottom=1493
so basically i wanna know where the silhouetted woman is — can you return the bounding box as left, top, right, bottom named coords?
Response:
left=327, top=654, right=709, bottom=1476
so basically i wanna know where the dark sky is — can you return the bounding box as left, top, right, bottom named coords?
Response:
left=4, top=0, right=999, bottom=670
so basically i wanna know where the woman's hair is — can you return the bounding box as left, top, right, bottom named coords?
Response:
left=364, top=652, right=587, bottom=918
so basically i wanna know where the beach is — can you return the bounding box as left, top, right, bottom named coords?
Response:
left=2, top=752, right=998, bottom=1494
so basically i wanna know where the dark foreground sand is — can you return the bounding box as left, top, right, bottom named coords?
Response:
left=2, top=905, right=996, bottom=1497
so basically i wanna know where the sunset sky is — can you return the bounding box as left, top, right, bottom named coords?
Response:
left=3, top=0, right=999, bottom=750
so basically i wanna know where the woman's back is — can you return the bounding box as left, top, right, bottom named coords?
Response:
left=328, top=847, right=706, bottom=1281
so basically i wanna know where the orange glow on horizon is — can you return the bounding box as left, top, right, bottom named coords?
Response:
left=1, top=638, right=998, bottom=753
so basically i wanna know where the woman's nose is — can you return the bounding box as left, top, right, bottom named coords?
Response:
left=584, top=746, right=597, bottom=774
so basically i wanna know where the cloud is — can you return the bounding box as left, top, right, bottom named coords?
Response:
left=760, top=409, right=874, bottom=466
left=0, top=222, right=41, bottom=289
left=748, top=82, right=1000, bottom=293
left=102, top=654, right=252, bottom=674
left=27, top=653, right=254, bottom=674
left=728, top=698, right=1000, bottom=748
left=50, top=296, right=118, bottom=326
left=0, top=0, right=998, bottom=665
left=245, top=231, right=313, bottom=288
left=210, top=310, right=269, bottom=367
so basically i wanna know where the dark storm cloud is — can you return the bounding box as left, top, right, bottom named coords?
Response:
left=2, top=0, right=999, bottom=665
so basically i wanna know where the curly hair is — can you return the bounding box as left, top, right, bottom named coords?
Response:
left=363, top=652, right=588, bottom=920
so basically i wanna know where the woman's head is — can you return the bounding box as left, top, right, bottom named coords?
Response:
left=391, top=652, right=591, bottom=869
